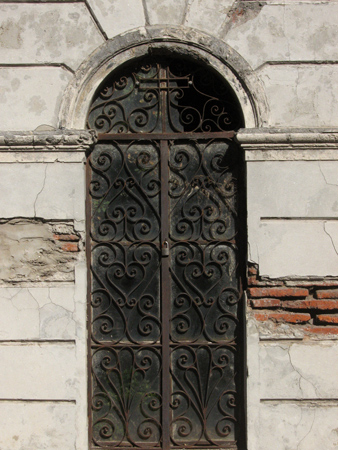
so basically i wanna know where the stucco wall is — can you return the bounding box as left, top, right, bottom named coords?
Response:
left=0, top=1, right=337, bottom=450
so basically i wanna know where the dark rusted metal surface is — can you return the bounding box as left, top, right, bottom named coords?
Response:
left=168, top=139, right=240, bottom=448
left=87, top=57, right=245, bottom=450
left=161, top=140, right=171, bottom=450
left=98, top=131, right=236, bottom=141
left=89, top=141, right=162, bottom=448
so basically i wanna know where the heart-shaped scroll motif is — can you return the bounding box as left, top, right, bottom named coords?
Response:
left=173, top=243, right=226, bottom=307
left=106, top=261, right=145, bottom=307
left=184, top=262, right=223, bottom=306
left=92, top=242, right=161, bottom=345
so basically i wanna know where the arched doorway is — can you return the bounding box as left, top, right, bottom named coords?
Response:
left=87, top=55, right=246, bottom=450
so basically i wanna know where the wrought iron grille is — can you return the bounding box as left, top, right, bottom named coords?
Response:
left=87, top=58, right=244, bottom=135
left=88, top=58, right=245, bottom=450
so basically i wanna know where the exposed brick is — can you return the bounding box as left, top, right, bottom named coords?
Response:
left=251, top=298, right=281, bottom=308
left=304, top=326, right=338, bottom=336
left=248, top=265, right=258, bottom=276
left=53, top=233, right=80, bottom=242
left=0, top=218, right=79, bottom=284
left=315, top=289, right=338, bottom=299
left=60, top=242, right=79, bottom=252
left=247, top=276, right=258, bottom=286
left=282, top=300, right=338, bottom=310
left=248, top=287, right=309, bottom=298
left=253, top=312, right=311, bottom=324
left=316, top=314, right=338, bottom=325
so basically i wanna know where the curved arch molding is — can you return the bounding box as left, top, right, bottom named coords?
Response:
left=59, top=26, right=268, bottom=130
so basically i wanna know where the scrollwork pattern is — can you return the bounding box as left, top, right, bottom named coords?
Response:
left=169, top=140, right=238, bottom=242
left=92, top=346, right=162, bottom=447
left=90, top=135, right=243, bottom=449
left=91, top=242, right=161, bottom=345
left=170, top=345, right=237, bottom=447
left=170, top=242, right=239, bottom=344
left=87, top=59, right=244, bottom=134
left=90, top=142, right=160, bottom=243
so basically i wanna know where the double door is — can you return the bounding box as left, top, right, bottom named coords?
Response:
left=88, top=136, right=244, bottom=450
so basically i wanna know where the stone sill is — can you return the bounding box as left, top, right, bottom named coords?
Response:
left=0, top=129, right=97, bottom=151
left=1, top=128, right=338, bottom=161
left=237, top=128, right=338, bottom=160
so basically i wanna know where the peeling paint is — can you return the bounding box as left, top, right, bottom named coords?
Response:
left=223, top=0, right=265, bottom=33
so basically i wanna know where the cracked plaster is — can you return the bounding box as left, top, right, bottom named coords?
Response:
left=224, top=2, right=338, bottom=69
left=0, top=1, right=337, bottom=448
left=0, top=285, right=77, bottom=340
left=259, top=64, right=338, bottom=127
left=259, top=403, right=338, bottom=450
left=184, top=0, right=234, bottom=36
left=248, top=219, right=338, bottom=277
left=260, top=342, right=338, bottom=399
left=86, top=0, right=145, bottom=38
left=144, top=0, right=187, bottom=25
left=0, top=163, right=85, bottom=222
left=246, top=160, right=338, bottom=277
left=0, top=262, right=87, bottom=448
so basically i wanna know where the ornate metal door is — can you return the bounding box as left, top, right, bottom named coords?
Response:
left=87, top=58, right=245, bottom=450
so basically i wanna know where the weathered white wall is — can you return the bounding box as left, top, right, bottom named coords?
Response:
left=0, top=140, right=88, bottom=450
left=247, top=158, right=338, bottom=277
left=0, top=1, right=338, bottom=450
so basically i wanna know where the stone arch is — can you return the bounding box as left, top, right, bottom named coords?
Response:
left=59, top=26, right=268, bottom=130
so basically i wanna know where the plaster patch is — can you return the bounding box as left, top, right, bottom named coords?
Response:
left=184, top=0, right=234, bottom=36
left=0, top=19, right=22, bottom=49
left=144, top=0, right=186, bottom=25
left=0, top=3, right=104, bottom=69
left=0, top=402, right=76, bottom=450
left=28, top=95, right=47, bottom=116
left=259, top=65, right=338, bottom=127
left=0, top=67, right=73, bottom=130
left=87, top=0, right=145, bottom=38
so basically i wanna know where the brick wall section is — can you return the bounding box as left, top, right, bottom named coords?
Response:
left=0, top=219, right=82, bottom=284
left=53, top=232, right=80, bottom=252
left=247, top=263, right=338, bottom=335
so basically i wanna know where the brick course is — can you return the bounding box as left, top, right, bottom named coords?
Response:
left=316, top=314, right=338, bottom=325
left=304, top=326, right=338, bottom=335
left=315, top=289, right=338, bottom=299
left=248, top=287, right=309, bottom=298
left=282, top=300, right=338, bottom=310
left=253, top=312, right=311, bottom=324
left=53, top=233, right=80, bottom=242
left=248, top=263, right=338, bottom=334
left=60, top=242, right=79, bottom=252
left=251, top=298, right=281, bottom=308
